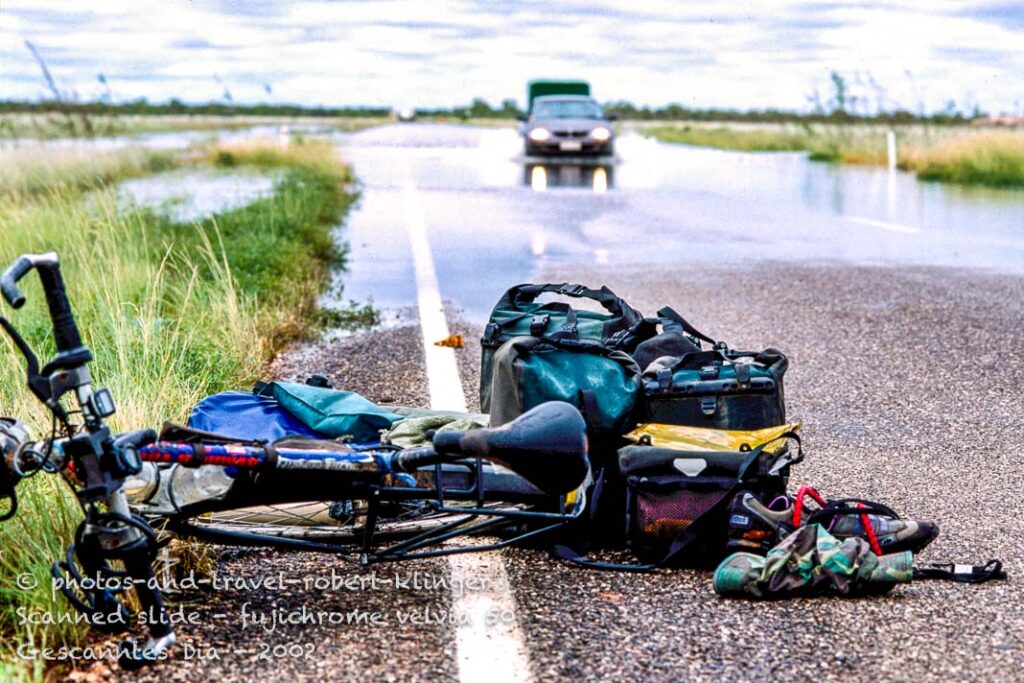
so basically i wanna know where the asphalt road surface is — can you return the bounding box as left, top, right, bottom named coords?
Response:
left=107, top=124, right=1024, bottom=683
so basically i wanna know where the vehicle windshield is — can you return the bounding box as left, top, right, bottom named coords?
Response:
left=532, top=100, right=604, bottom=119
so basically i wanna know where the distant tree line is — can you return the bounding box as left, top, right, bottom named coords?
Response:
left=415, top=71, right=990, bottom=125
left=0, top=96, right=984, bottom=125
left=3, top=51, right=996, bottom=126
left=599, top=102, right=978, bottom=125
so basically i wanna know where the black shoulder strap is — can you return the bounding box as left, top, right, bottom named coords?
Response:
left=657, top=307, right=719, bottom=347
left=550, top=544, right=655, bottom=572
left=500, top=283, right=639, bottom=321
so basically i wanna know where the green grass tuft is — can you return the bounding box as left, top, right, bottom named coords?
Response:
left=0, top=138, right=356, bottom=676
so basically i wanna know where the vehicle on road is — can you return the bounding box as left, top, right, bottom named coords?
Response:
left=521, top=95, right=616, bottom=157
left=519, top=80, right=615, bottom=157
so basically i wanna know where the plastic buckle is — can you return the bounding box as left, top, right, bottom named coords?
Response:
left=529, top=315, right=550, bottom=336
left=699, top=365, right=719, bottom=380
left=734, top=363, right=751, bottom=387
left=700, top=396, right=718, bottom=416
left=559, top=284, right=586, bottom=297
left=482, top=322, right=501, bottom=343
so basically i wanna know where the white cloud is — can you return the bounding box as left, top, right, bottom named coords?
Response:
left=0, top=1, right=1021, bottom=113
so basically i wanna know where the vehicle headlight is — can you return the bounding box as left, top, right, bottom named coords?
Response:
left=529, top=128, right=551, bottom=142
left=590, top=127, right=611, bottom=142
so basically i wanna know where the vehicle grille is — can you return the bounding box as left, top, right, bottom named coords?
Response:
left=553, top=130, right=589, bottom=138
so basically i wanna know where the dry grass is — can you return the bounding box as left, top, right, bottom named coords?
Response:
left=642, top=121, right=1024, bottom=187
left=903, top=132, right=1024, bottom=187
left=0, top=113, right=388, bottom=140
left=0, top=145, right=175, bottom=197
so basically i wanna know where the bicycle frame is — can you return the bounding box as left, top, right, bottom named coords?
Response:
left=136, top=439, right=587, bottom=564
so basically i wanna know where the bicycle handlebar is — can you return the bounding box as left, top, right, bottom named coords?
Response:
left=0, top=255, right=35, bottom=308
left=1, top=252, right=87, bottom=356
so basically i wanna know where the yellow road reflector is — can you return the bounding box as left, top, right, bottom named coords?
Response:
left=434, top=334, right=464, bottom=349
left=626, top=422, right=802, bottom=454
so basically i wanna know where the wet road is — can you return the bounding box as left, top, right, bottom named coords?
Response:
left=339, top=123, right=1024, bottom=321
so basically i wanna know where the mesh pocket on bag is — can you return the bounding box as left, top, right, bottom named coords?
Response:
left=627, top=475, right=735, bottom=562
left=635, top=486, right=730, bottom=546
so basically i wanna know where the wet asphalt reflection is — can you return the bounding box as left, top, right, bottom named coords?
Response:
left=337, top=123, right=1024, bottom=322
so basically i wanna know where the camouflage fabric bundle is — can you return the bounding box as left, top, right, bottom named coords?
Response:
left=713, top=523, right=913, bottom=599
left=384, top=409, right=488, bottom=448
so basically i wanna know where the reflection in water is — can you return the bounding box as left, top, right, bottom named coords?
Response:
left=530, top=165, right=548, bottom=191
left=525, top=163, right=614, bottom=192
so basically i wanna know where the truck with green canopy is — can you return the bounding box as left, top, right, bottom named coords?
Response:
left=527, top=80, right=591, bottom=112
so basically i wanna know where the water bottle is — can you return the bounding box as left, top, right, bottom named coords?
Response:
left=168, top=464, right=234, bottom=508
left=123, top=463, right=233, bottom=510
left=124, top=461, right=159, bottom=502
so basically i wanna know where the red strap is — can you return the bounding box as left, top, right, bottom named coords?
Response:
left=857, top=502, right=883, bottom=556
left=792, top=485, right=826, bottom=526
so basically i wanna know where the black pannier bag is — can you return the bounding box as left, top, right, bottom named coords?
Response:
left=619, top=435, right=798, bottom=567
left=640, top=348, right=788, bottom=430
left=480, top=283, right=652, bottom=412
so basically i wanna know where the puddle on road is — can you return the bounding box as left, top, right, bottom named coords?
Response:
left=337, top=124, right=1024, bottom=326
left=117, top=168, right=277, bottom=222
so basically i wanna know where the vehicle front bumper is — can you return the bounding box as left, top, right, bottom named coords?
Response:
left=525, top=138, right=613, bottom=156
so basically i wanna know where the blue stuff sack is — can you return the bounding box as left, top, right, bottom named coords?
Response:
left=188, top=391, right=322, bottom=442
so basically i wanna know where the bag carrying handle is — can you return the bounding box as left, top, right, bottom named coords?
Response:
left=500, top=283, right=639, bottom=321
left=529, top=302, right=579, bottom=338
left=657, top=307, right=719, bottom=347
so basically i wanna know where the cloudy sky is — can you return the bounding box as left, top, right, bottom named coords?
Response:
left=1, top=1, right=1021, bottom=114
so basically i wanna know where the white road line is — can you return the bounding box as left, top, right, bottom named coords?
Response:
left=402, top=166, right=533, bottom=683
left=844, top=215, right=922, bottom=234
left=402, top=170, right=467, bottom=413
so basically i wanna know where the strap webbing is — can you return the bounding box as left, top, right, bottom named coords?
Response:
left=913, top=560, right=1007, bottom=584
